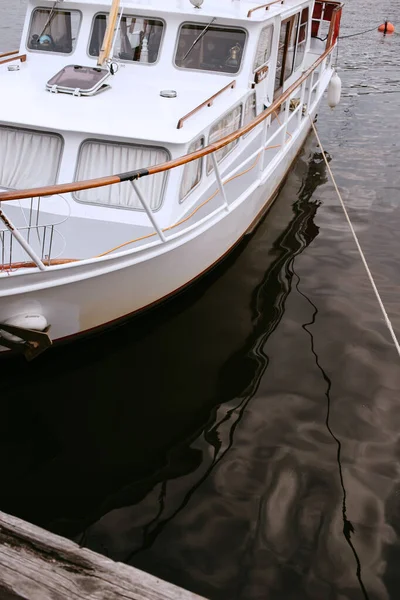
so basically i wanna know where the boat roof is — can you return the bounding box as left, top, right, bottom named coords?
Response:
left=34, top=0, right=307, bottom=22
left=0, top=63, right=245, bottom=144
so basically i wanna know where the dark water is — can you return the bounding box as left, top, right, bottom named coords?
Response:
left=1, top=2, right=400, bottom=599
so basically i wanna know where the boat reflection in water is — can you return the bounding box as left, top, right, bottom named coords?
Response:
left=1, top=143, right=330, bottom=598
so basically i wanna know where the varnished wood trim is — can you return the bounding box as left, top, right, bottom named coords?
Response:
left=0, top=54, right=27, bottom=66
left=98, top=0, right=121, bottom=66
left=247, top=0, right=284, bottom=19
left=0, top=258, right=77, bottom=271
left=0, top=175, right=122, bottom=202
left=177, top=81, right=236, bottom=129
left=0, top=50, right=19, bottom=60
left=254, top=65, right=269, bottom=84
left=0, top=15, right=343, bottom=205
left=326, top=5, right=342, bottom=49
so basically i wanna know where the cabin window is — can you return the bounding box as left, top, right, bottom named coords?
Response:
left=180, top=138, right=204, bottom=202
left=207, top=106, right=242, bottom=174
left=89, top=14, right=164, bottom=63
left=243, top=94, right=257, bottom=128
left=175, top=23, right=246, bottom=74
left=253, top=25, right=274, bottom=71
left=74, top=141, right=169, bottom=211
left=0, top=127, right=62, bottom=190
left=295, top=8, right=309, bottom=70
left=27, top=8, right=81, bottom=54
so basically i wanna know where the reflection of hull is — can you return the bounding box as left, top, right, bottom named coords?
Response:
left=0, top=136, right=327, bottom=551
left=0, top=103, right=322, bottom=354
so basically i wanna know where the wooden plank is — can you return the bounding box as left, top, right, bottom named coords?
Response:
left=0, top=511, right=207, bottom=600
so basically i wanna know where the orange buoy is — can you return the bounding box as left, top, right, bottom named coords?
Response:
left=378, top=21, right=395, bottom=34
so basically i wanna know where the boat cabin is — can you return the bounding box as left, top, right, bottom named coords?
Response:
left=0, top=0, right=341, bottom=258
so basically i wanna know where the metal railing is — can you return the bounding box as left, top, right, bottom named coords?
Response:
left=0, top=224, right=55, bottom=271
left=0, top=195, right=70, bottom=271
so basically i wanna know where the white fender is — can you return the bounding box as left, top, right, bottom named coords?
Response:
left=327, top=71, right=342, bottom=109
left=1, top=314, right=48, bottom=343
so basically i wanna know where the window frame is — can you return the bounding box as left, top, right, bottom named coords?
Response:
left=179, top=136, right=205, bottom=203
left=174, top=21, right=248, bottom=76
left=87, top=12, right=166, bottom=66
left=253, top=24, right=274, bottom=73
left=242, top=93, right=257, bottom=137
left=73, top=138, right=171, bottom=212
left=294, top=7, right=310, bottom=71
left=207, top=104, right=243, bottom=175
left=283, top=12, right=300, bottom=82
left=0, top=125, right=64, bottom=190
left=26, top=6, right=82, bottom=56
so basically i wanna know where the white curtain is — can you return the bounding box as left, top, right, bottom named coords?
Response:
left=253, top=25, right=274, bottom=71
left=243, top=94, right=256, bottom=127
left=180, top=137, right=203, bottom=201
left=207, top=105, right=242, bottom=174
left=75, top=141, right=168, bottom=210
left=0, top=127, right=62, bottom=189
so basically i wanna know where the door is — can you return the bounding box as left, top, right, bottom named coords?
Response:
left=274, top=14, right=299, bottom=99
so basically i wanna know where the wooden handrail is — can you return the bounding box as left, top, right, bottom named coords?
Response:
left=0, top=54, right=27, bottom=67
left=247, top=0, right=284, bottom=19
left=0, top=50, right=19, bottom=60
left=177, top=81, right=236, bottom=129
left=0, top=11, right=343, bottom=205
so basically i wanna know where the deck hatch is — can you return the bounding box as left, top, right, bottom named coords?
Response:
left=46, top=65, right=111, bottom=96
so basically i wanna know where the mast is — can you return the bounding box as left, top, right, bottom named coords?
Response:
left=98, top=0, right=121, bottom=66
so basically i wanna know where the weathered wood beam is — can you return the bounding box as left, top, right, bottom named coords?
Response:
left=0, top=511, right=207, bottom=600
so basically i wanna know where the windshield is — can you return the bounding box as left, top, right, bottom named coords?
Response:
left=89, top=14, right=164, bottom=64
left=27, top=8, right=81, bottom=54
left=175, top=23, right=246, bottom=74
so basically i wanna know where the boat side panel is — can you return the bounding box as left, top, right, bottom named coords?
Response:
left=0, top=104, right=317, bottom=351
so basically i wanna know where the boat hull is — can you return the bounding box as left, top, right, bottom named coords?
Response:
left=0, top=107, right=318, bottom=354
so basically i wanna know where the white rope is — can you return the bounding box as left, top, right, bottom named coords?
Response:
left=310, top=116, right=400, bottom=358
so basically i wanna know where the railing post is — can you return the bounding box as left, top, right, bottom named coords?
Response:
left=282, top=99, right=289, bottom=145
left=298, top=77, right=306, bottom=125
left=259, top=116, right=270, bottom=175
left=306, top=71, right=314, bottom=111
left=0, top=209, right=46, bottom=271
left=130, top=181, right=166, bottom=242
left=211, top=153, right=230, bottom=211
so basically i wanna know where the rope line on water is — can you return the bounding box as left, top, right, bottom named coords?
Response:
left=339, top=24, right=382, bottom=39
left=309, top=116, right=400, bottom=358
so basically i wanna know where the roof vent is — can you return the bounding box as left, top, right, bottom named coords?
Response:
left=160, top=90, right=177, bottom=98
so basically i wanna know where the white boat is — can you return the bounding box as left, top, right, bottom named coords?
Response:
left=0, top=0, right=343, bottom=358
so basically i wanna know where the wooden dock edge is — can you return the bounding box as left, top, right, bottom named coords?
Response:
left=0, top=511, right=207, bottom=600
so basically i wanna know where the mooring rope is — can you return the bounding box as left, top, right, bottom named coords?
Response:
left=339, top=24, right=383, bottom=39
left=309, top=116, right=400, bottom=358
